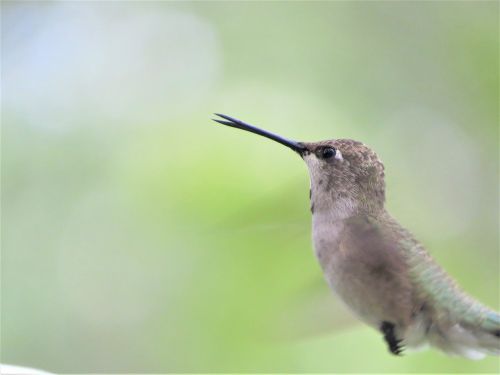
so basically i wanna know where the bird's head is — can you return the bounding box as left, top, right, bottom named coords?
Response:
left=300, top=139, right=385, bottom=218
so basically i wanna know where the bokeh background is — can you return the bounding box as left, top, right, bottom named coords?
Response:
left=2, top=1, right=499, bottom=373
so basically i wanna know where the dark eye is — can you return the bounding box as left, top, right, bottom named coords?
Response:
left=321, top=147, right=336, bottom=159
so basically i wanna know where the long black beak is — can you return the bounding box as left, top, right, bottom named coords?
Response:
left=212, top=113, right=307, bottom=154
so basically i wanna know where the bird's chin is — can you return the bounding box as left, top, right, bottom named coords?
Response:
left=301, top=152, right=314, bottom=162
left=302, top=153, right=321, bottom=172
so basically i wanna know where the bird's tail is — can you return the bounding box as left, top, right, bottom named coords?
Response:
left=428, top=304, right=500, bottom=360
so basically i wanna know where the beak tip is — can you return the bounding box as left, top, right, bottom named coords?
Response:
left=212, top=113, right=305, bottom=154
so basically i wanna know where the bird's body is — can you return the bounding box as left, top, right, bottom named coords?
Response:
left=305, top=138, right=500, bottom=359
left=313, top=209, right=499, bottom=359
left=213, top=113, right=500, bottom=359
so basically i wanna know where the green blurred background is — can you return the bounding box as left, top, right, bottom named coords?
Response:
left=2, top=1, right=499, bottom=373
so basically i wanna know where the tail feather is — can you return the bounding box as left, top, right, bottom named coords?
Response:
left=405, top=301, right=500, bottom=359
left=426, top=314, right=500, bottom=360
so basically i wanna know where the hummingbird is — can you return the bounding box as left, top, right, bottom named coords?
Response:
left=212, top=113, right=500, bottom=359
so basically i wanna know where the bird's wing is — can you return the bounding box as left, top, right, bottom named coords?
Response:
left=380, top=212, right=500, bottom=359
left=409, top=247, right=500, bottom=358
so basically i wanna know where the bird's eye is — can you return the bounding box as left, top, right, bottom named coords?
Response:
left=321, top=147, right=336, bottom=159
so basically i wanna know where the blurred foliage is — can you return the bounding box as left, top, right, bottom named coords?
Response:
left=2, top=1, right=498, bottom=373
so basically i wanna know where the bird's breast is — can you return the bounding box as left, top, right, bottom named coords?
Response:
left=312, top=217, right=379, bottom=326
left=312, top=215, right=344, bottom=271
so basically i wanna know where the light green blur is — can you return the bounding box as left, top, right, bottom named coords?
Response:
left=2, top=1, right=498, bottom=373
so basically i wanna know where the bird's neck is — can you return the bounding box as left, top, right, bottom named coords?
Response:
left=311, top=187, right=385, bottom=222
